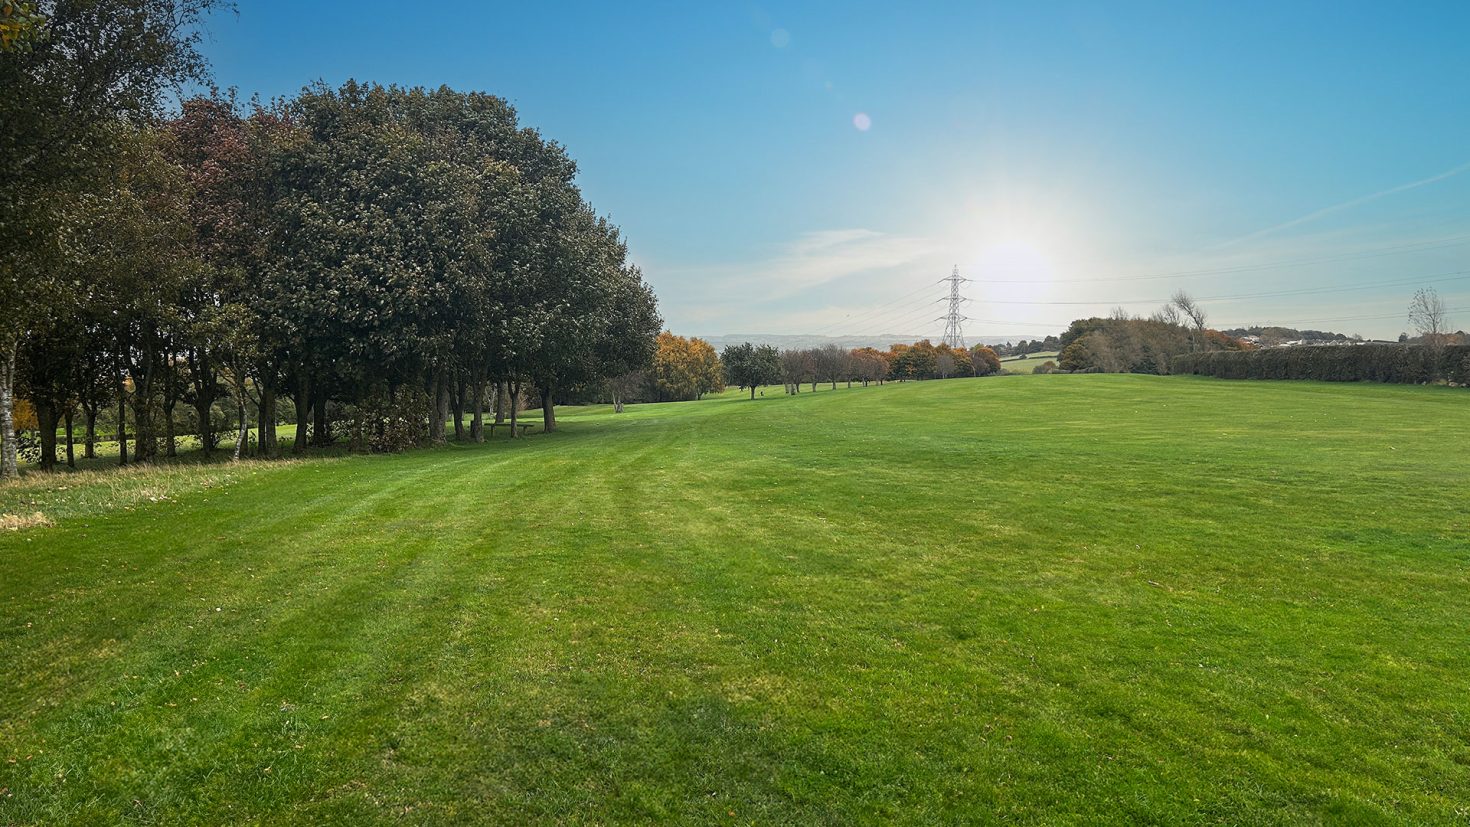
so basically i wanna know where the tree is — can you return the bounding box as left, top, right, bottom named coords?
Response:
left=850, top=347, right=889, bottom=386
left=935, top=351, right=956, bottom=379
left=971, top=345, right=1001, bottom=376
left=651, top=332, right=722, bottom=401
left=1170, top=290, right=1208, bottom=352
left=721, top=342, right=781, bottom=399
left=813, top=343, right=850, bottom=389
left=0, top=2, right=43, bottom=51
left=779, top=348, right=813, bottom=394
left=1408, top=287, right=1452, bottom=377
left=0, top=0, right=226, bottom=477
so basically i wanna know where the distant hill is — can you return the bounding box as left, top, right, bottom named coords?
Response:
left=698, top=334, right=927, bottom=351
left=697, top=333, right=1015, bottom=351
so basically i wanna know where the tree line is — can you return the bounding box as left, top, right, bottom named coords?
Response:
left=1, top=2, right=660, bottom=476
left=1055, top=292, right=1249, bottom=374
left=619, top=334, right=1006, bottom=403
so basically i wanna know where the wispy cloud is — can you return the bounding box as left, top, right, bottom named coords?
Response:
left=648, top=228, right=939, bottom=333
left=1218, top=160, right=1470, bottom=248
left=747, top=228, right=935, bottom=294
left=659, top=228, right=934, bottom=298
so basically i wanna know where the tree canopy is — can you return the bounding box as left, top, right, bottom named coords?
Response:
left=3, top=63, right=662, bottom=468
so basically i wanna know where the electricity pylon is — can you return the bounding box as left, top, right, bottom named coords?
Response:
left=940, top=265, right=970, bottom=349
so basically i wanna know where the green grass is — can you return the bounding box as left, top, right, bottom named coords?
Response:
left=1000, top=351, right=1059, bottom=373
left=3, top=375, right=1469, bottom=824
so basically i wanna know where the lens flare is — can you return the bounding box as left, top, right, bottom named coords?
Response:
left=770, top=28, right=790, bottom=47
left=853, top=112, right=871, bottom=131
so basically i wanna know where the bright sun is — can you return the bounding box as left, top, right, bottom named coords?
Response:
left=975, top=239, right=1053, bottom=279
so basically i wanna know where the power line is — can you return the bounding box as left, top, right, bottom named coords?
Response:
left=825, top=296, right=947, bottom=339
left=968, top=233, right=1470, bottom=285
left=972, top=269, right=1470, bottom=306
left=804, top=278, right=944, bottom=337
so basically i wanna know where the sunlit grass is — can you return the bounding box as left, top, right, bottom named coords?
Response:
left=3, top=375, right=1468, bottom=823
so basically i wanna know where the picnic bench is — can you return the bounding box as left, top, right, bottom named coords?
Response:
left=487, top=421, right=535, bottom=438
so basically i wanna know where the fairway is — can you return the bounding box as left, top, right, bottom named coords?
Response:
left=3, top=376, right=1469, bottom=823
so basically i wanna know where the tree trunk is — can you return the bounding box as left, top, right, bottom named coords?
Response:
left=613, top=388, right=624, bottom=414
left=193, top=396, right=214, bottom=456
left=116, top=371, right=129, bottom=467
left=258, top=383, right=276, bottom=457
left=750, top=385, right=757, bottom=400
left=188, top=347, right=217, bottom=456
left=810, top=380, right=817, bottom=393
left=540, top=383, right=556, bottom=433
left=312, top=394, right=329, bottom=446
left=232, top=378, right=248, bottom=461
left=162, top=347, right=179, bottom=458
left=133, top=334, right=159, bottom=463
left=452, top=374, right=465, bottom=441
left=508, top=381, right=520, bottom=438
left=0, top=337, right=16, bottom=479
left=470, top=373, right=484, bottom=443
left=163, top=397, right=177, bottom=458
left=429, top=371, right=447, bottom=444
left=84, top=405, right=97, bottom=459
left=37, top=401, right=57, bottom=472
left=493, top=381, right=506, bottom=424
left=64, top=407, right=75, bottom=468
left=292, top=373, right=309, bottom=454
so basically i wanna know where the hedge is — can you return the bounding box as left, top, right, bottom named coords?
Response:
left=1169, top=344, right=1470, bottom=385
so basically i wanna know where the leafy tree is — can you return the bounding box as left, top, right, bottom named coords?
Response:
left=779, top=348, right=813, bottom=394
left=971, top=345, right=1002, bottom=376
left=721, top=342, right=781, bottom=399
left=849, top=347, right=889, bottom=386
left=0, top=0, right=225, bottom=477
left=813, top=343, right=851, bottom=389
left=652, top=332, right=722, bottom=401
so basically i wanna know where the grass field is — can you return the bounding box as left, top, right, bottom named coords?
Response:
left=999, top=351, right=1059, bottom=374
left=3, top=375, right=1469, bottom=824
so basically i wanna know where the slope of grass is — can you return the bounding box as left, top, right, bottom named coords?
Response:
left=1000, top=351, right=1059, bottom=373
left=3, top=375, right=1469, bottom=824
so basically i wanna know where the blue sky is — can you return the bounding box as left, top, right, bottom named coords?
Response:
left=200, top=1, right=1470, bottom=341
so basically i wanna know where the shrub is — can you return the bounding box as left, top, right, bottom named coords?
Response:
left=1170, top=344, right=1470, bottom=385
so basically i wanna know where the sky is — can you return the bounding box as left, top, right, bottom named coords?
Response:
left=198, top=1, right=1470, bottom=342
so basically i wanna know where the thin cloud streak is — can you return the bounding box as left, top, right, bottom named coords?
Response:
left=657, top=228, right=936, bottom=301
left=1219, top=160, right=1470, bottom=248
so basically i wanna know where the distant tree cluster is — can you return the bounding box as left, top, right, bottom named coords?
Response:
left=775, top=340, right=1001, bottom=394
left=1055, top=293, right=1249, bottom=374
left=1, top=4, right=660, bottom=475
left=607, top=337, right=1007, bottom=407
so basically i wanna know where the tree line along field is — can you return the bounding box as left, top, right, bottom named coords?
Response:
left=3, top=374, right=1469, bottom=824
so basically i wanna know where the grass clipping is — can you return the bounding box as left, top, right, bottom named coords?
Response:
left=0, top=511, right=52, bottom=531
left=0, top=460, right=284, bottom=531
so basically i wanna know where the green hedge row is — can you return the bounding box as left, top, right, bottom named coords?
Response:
left=1170, top=344, right=1470, bottom=384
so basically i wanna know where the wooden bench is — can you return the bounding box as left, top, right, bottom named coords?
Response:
left=486, top=422, right=535, bottom=437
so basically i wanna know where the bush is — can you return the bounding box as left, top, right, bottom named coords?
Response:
left=1170, top=344, right=1470, bottom=385
left=340, top=388, right=431, bottom=453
